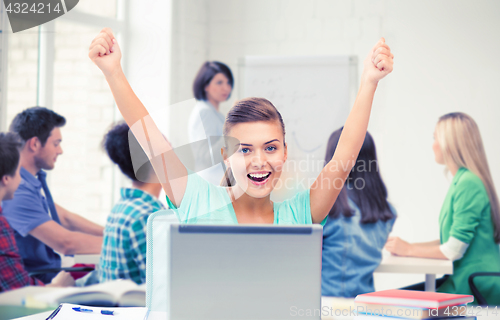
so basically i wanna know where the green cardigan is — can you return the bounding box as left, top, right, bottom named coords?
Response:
left=438, top=167, right=500, bottom=305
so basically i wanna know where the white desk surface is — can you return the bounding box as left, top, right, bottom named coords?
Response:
left=74, top=254, right=100, bottom=265
left=0, top=286, right=60, bottom=306
left=13, top=310, right=167, bottom=320
left=12, top=305, right=500, bottom=320
left=375, top=251, right=453, bottom=274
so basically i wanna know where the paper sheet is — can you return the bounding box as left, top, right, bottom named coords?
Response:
left=47, top=303, right=149, bottom=320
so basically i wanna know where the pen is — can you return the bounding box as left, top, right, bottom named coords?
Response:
left=46, top=304, right=62, bottom=320
left=73, top=307, right=93, bottom=313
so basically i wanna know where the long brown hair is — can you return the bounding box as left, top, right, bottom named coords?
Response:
left=325, top=128, right=394, bottom=223
left=436, top=112, right=500, bottom=243
left=220, top=97, right=285, bottom=187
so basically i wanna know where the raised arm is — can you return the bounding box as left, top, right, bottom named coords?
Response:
left=89, top=28, right=187, bottom=207
left=309, top=38, right=394, bottom=223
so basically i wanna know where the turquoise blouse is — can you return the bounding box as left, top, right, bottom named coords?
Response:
left=166, top=172, right=327, bottom=225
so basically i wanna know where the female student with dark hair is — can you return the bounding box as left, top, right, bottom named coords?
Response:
left=321, top=128, right=396, bottom=297
left=188, top=61, right=234, bottom=185
left=88, top=28, right=393, bottom=226
left=386, top=113, right=500, bottom=305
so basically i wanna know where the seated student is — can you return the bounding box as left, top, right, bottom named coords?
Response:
left=2, top=107, right=104, bottom=284
left=321, top=128, right=396, bottom=297
left=385, top=113, right=500, bottom=305
left=0, top=132, right=74, bottom=292
left=99, top=122, right=167, bottom=284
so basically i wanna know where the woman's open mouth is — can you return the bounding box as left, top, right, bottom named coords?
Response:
left=247, top=172, right=271, bottom=185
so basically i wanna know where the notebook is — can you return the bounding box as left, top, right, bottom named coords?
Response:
left=31, top=279, right=145, bottom=307
left=355, top=302, right=466, bottom=319
left=354, top=290, right=474, bottom=309
left=45, top=303, right=149, bottom=320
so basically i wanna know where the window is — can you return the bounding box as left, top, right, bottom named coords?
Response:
left=2, top=0, right=127, bottom=224
left=50, top=20, right=120, bottom=224
left=5, top=28, right=38, bottom=125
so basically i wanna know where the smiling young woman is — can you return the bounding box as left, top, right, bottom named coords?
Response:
left=89, top=27, right=394, bottom=226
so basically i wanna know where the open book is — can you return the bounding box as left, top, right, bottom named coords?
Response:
left=31, top=279, right=146, bottom=307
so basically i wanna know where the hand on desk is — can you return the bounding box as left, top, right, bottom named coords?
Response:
left=385, top=236, right=412, bottom=257
left=46, top=271, right=75, bottom=288
left=385, top=237, right=448, bottom=260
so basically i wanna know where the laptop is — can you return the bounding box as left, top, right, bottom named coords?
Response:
left=150, top=222, right=323, bottom=320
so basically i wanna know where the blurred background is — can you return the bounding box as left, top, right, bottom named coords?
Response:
left=0, top=0, right=499, bottom=290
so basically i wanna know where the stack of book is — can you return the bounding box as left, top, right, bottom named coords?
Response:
left=354, top=289, right=476, bottom=320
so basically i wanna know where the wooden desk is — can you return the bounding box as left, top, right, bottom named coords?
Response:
left=375, top=251, right=453, bottom=291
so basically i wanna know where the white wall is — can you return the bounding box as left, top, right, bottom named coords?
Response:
left=170, top=0, right=500, bottom=289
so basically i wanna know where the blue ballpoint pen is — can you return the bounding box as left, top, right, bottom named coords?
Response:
left=72, top=307, right=115, bottom=315
left=72, top=307, right=93, bottom=313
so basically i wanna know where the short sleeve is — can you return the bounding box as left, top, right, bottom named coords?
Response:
left=2, top=183, right=51, bottom=237
left=166, top=172, right=232, bottom=223
left=387, top=203, right=397, bottom=233
left=449, top=175, right=489, bottom=244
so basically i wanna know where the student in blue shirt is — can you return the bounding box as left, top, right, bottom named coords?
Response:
left=321, top=128, right=396, bottom=297
left=188, top=61, right=233, bottom=185
left=2, top=107, right=103, bottom=283
left=0, top=132, right=74, bottom=291
left=100, top=122, right=167, bottom=284
left=88, top=28, right=394, bottom=225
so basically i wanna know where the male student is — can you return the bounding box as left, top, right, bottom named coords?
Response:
left=99, top=122, right=167, bottom=284
left=2, top=107, right=103, bottom=284
left=0, top=132, right=74, bottom=291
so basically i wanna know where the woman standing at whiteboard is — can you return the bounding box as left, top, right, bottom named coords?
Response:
left=188, top=61, right=234, bottom=185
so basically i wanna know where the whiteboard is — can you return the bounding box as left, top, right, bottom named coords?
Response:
left=239, top=55, right=358, bottom=201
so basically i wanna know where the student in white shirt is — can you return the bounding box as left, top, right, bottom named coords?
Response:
left=188, top=61, right=234, bottom=185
